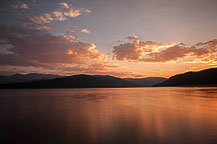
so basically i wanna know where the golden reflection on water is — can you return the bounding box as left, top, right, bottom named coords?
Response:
left=1, top=87, right=217, bottom=144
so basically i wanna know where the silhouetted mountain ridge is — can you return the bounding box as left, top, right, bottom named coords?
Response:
left=154, top=68, right=217, bottom=87
left=0, top=74, right=166, bottom=88
left=0, top=73, right=62, bottom=84
left=124, top=77, right=167, bottom=86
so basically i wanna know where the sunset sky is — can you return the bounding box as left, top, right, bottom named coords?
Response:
left=0, top=0, right=217, bottom=78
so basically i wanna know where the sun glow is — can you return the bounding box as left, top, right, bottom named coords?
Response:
left=67, top=49, right=73, bottom=55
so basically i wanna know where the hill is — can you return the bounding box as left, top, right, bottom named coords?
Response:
left=0, top=73, right=62, bottom=84
left=0, top=73, right=167, bottom=89
left=154, top=68, right=217, bottom=87
left=124, top=77, right=167, bottom=87
left=0, top=74, right=133, bottom=88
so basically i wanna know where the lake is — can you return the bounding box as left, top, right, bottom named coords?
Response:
left=1, top=87, right=217, bottom=144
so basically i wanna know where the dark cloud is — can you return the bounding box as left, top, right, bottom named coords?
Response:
left=0, top=25, right=106, bottom=69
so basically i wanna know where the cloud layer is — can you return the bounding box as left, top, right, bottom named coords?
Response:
left=113, top=36, right=217, bottom=63
left=0, top=25, right=106, bottom=71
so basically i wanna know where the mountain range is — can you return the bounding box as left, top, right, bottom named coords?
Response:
left=0, top=73, right=62, bottom=84
left=0, top=67, right=217, bottom=88
left=0, top=74, right=166, bottom=88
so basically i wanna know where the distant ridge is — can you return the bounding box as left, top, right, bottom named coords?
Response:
left=2, top=67, right=217, bottom=88
left=154, top=67, right=217, bottom=87
left=0, top=74, right=131, bottom=88
left=124, top=77, right=167, bottom=87
left=0, top=73, right=62, bottom=84
left=0, top=74, right=166, bottom=89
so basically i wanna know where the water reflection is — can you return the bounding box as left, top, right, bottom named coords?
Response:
left=1, top=87, right=217, bottom=144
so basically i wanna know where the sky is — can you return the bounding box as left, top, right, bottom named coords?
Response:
left=0, top=0, right=217, bottom=78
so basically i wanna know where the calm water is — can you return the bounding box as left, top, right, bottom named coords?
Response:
left=1, top=87, right=217, bottom=144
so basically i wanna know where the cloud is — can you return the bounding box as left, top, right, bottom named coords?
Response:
left=0, top=0, right=30, bottom=15
left=59, top=2, right=69, bottom=9
left=64, top=9, right=81, bottom=18
left=61, top=28, right=91, bottom=40
left=22, top=10, right=67, bottom=27
left=52, top=3, right=90, bottom=20
left=58, top=62, right=143, bottom=78
left=83, top=9, right=91, bottom=13
left=11, top=2, right=28, bottom=9
left=6, top=0, right=29, bottom=9
left=53, top=10, right=67, bottom=21
left=18, top=2, right=90, bottom=29
left=0, top=25, right=142, bottom=77
left=113, top=35, right=217, bottom=63
left=81, top=29, right=91, bottom=34
left=0, top=25, right=106, bottom=70
left=29, top=15, right=51, bottom=24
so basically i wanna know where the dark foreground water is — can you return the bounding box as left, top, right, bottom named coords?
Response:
left=1, top=87, right=217, bottom=144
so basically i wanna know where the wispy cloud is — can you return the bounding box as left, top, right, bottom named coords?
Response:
left=0, top=0, right=30, bottom=15
left=81, top=29, right=91, bottom=34
left=64, top=9, right=81, bottom=18
left=53, top=10, right=67, bottom=21
left=11, top=1, right=29, bottom=9
left=0, top=1, right=89, bottom=30
left=4, top=0, right=29, bottom=9
left=20, top=2, right=90, bottom=29
left=59, top=2, right=69, bottom=9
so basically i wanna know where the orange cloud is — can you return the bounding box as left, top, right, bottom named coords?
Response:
left=20, top=2, right=90, bottom=29
left=64, top=9, right=81, bottom=18
left=0, top=0, right=30, bottom=15
left=0, top=25, right=106, bottom=70
left=81, top=29, right=91, bottom=34
left=59, top=2, right=69, bottom=9
left=53, top=10, right=67, bottom=21
left=11, top=1, right=29, bottom=9
left=113, top=36, right=217, bottom=64
left=29, top=15, right=51, bottom=24
left=0, top=25, right=146, bottom=77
